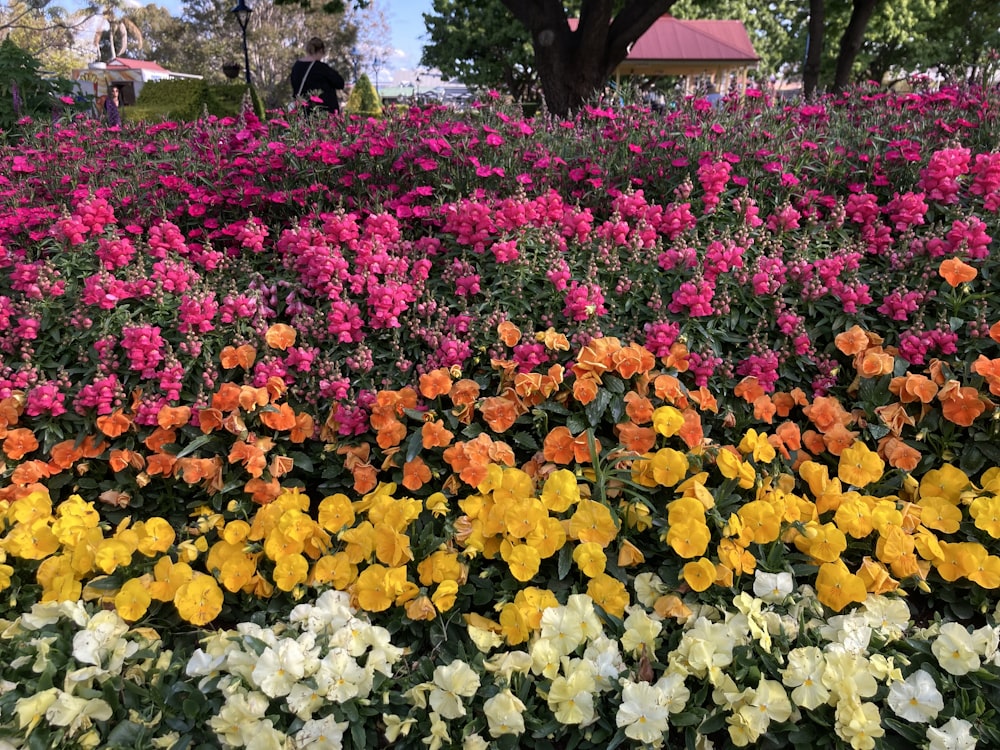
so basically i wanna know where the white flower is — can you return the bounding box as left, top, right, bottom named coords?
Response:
left=429, top=659, right=481, bottom=719
left=483, top=689, right=526, bottom=737
left=932, top=622, right=981, bottom=676
left=207, top=691, right=269, bottom=746
left=317, top=648, right=369, bottom=702
left=834, top=698, right=884, bottom=750
left=185, top=647, right=227, bottom=678
left=547, top=660, right=596, bottom=725
left=424, top=711, right=451, bottom=750
left=819, top=613, right=872, bottom=654
left=45, top=693, right=113, bottom=736
left=483, top=650, right=533, bottom=681
left=462, top=734, right=489, bottom=750
left=633, top=571, right=668, bottom=607
left=621, top=606, right=662, bottom=657
left=15, top=688, right=59, bottom=732
left=244, top=719, right=285, bottom=750
left=382, top=714, right=416, bottom=742
left=927, top=716, right=977, bottom=750
left=72, top=610, right=129, bottom=667
left=753, top=570, right=794, bottom=603
left=294, top=715, right=349, bottom=749
left=290, top=590, right=354, bottom=635
left=887, top=669, right=943, bottom=723
left=20, top=600, right=88, bottom=630
left=582, top=634, right=625, bottom=690
left=616, top=680, right=670, bottom=745
left=654, top=671, right=690, bottom=714
left=252, top=638, right=308, bottom=698
left=858, top=594, right=911, bottom=640
left=781, top=646, right=829, bottom=710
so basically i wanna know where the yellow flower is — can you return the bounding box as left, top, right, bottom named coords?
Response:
left=425, top=492, right=450, bottom=517
left=617, top=539, right=645, bottom=567
left=837, top=441, right=885, bottom=487
left=354, top=564, right=393, bottom=611
left=373, top=524, right=413, bottom=567
left=919, top=464, right=970, bottom=504
left=135, top=517, right=176, bottom=556
left=648, top=448, right=689, bottom=487
left=492, top=467, right=534, bottom=505
left=540, top=469, right=580, bottom=512
left=573, top=542, right=607, bottom=577
left=318, top=493, right=355, bottom=533
left=514, top=587, right=559, bottom=630
left=114, top=578, right=152, bottom=622
left=524, top=516, right=567, bottom=559
left=504, top=543, right=541, bottom=582
left=833, top=495, right=875, bottom=538
left=8, top=490, right=52, bottom=525
left=5, top=518, right=60, bottom=560
left=934, top=541, right=983, bottom=582
left=918, top=496, right=963, bottom=534
left=432, top=580, right=459, bottom=612
left=94, top=538, right=133, bottom=574
left=970, top=495, right=1000, bottom=538
left=739, top=429, right=777, bottom=463
left=665, top=517, right=711, bottom=559
left=503, top=497, right=547, bottom=539
left=148, top=557, right=193, bottom=602
left=222, top=520, right=251, bottom=545
left=652, top=405, right=684, bottom=437
left=738, top=500, right=782, bottom=544
left=682, top=558, right=717, bottom=592
left=794, top=522, right=847, bottom=564
left=309, top=552, right=357, bottom=589
left=405, top=595, right=437, bottom=621
left=969, top=554, right=1000, bottom=589
left=499, top=603, right=530, bottom=645
left=273, top=553, right=309, bottom=591
left=340, top=521, right=376, bottom=564
left=586, top=573, right=629, bottom=617
left=174, top=573, right=224, bottom=626
left=569, top=500, right=619, bottom=546
left=815, top=561, right=867, bottom=612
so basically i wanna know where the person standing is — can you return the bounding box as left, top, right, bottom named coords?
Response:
left=104, top=86, right=121, bottom=126
left=290, top=37, right=345, bottom=114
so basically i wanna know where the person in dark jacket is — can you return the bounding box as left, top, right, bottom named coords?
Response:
left=289, top=37, right=345, bottom=114
left=103, top=86, right=121, bottom=126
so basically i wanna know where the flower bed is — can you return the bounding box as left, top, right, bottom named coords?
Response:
left=1, top=87, right=1000, bottom=749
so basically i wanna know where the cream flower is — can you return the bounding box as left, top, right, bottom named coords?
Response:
left=654, top=671, right=690, bottom=714
left=483, top=650, right=533, bottom=681
left=483, top=689, right=526, bottom=737
left=858, top=594, right=911, bottom=640
left=547, top=664, right=597, bottom=725
left=616, top=680, right=670, bottom=745
left=45, top=693, right=113, bottom=737
left=429, top=659, right=481, bottom=719
left=932, top=622, right=981, bottom=676
left=887, top=669, right=944, bottom=723
left=582, top=635, right=626, bottom=690
left=15, top=687, right=59, bottom=732
left=752, top=570, right=794, bottom=603
left=294, top=715, right=349, bottom=749
left=72, top=610, right=130, bottom=667
left=382, top=714, right=417, bottom=742
left=834, top=697, right=884, bottom=750
left=781, top=646, right=829, bottom=710
left=252, top=638, right=308, bottom=698
left=621, top=606, right=662, bottom=657
left=424, top=712, right=451, bottom=750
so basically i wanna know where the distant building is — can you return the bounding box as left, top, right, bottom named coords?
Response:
left=71, top=58, right=202, bottom=106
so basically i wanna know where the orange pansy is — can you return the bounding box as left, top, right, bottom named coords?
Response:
left=624, top=392, right=655, bottom=423
left=144, top=427, right=176, bottom=453
left=197, top=408, right=224, bottom=434
left=419, top=368, right=453, bottom=399
left=109, top=449, right=145, bottom=473
left=688, top=386, right=719, bottom=414
left=290, top=412, right=315, bottom=443
left=480, top=395, right=522, bottom=433
left=734, top=377, right=765, bottom=404
left=835, top=325, right=872, bottom=356
left=663, top=341, right=690, bottom=372
left=617, top=422, right=657, bottom=454
left=678, top=408, right=704, bottom=449
left=228, top=440, right=267, bottom=477
left=146, top=452, right=178, bottom=477
left=801, top=396, right=851, bottom=433
left=402, top=456, right=432, bottom=491
left=220, top=343, right=256, bottom=370
left=497, top=320, right=521, bottom=347
left=11, top=460, right=52, bottom=485
left=264, top=323, right=296, bottom=350
left=572, top=374, right=601, bottom=405
left=211, top=383, right=242, bottom=412
left=422, top=420, right=454, bottom=449
left=96, top=409, right=132, bottom=438
left=244, top=476, right=281, bottom=505
left=261, top=403, right=297, bottom=431
left=939, top=385, right=987, bottom=427
left=938, top=256, right=977, bottom=286
left=157, top=405, right=192, bottom=429
left=2, top=428, right=39, bottom=461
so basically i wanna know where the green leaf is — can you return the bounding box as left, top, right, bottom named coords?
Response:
left=584, top=388, right=613, bottom=426
left=174, top=434, right=214, bottom=459
left=557, top=543, right=573, bottom=581
left=405, top=427, right=424, bottom=463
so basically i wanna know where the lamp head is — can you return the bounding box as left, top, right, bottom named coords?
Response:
left=230, top=0, right=252, bottom=29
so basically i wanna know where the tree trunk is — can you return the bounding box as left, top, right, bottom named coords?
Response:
left=803, top=0, right=824, bottom=98
left=833, top=0, right=882, bottom=91
left=500, top=0, right=675, bottom=117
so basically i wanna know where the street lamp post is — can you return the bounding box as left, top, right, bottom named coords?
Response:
left=230, top=0, right=253, bottom=86
left=350, top=46, right=361, bottom=84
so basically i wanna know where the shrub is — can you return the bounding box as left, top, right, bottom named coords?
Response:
left=345, top=72, right=383, bottom=117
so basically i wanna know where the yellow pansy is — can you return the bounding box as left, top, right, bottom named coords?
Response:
left=373, top=524, right=413, bottom=567
left=739, top=429, right=777, bottom=463
left=503, top=497, right=547, bottom=539
left=418, top=549, right=465, bottom=586
left=681, top=558, right=717, bottom=592
left=318, top=493, right=356, bottom=533
left=919, top=464, right=970, bottom=504
left=504, top=543, right=541, bottom=582
left=586, top=573, right=629, bottom=617
left=969, top=554, right=1000, bottom=589
left=94, top=538, right=133, bottom=574
left=7, top=490, right=52, bottom=525
left=569, top=500, right=619, bottom=546
left=934, top=541, right=983, bottom=582
left=5, top=518, right=60, bottom=560
left=833, top=495, right=875, bottom=538
left=652, top=405, right=684, bottom=437
left=354, top=564, right=393, bottom=611
left=135, top=517, right=176, bottom=557
left=340, top=521, right=376, bottom=564
left=499, top=603, right=531, bottom=645
left=970, top=495, right=1000, bottom=538
left=115, top=578, right=152, bottom=622
left=149, top=557, right=193, bottom=602
left=918, top=496, right=963, bottom=534
left=665, top=517, right=711, bottom=559
left=573, top=542, right=607, bottom=577
left=617, top=539, right=646, bottom=567
left=309, top=551, right=357, bottom=589
left=432, top=580, right=459, bottom=612
left=540, top=469, right=580, bottom=512
left=222, top=520, right=251, bottom=545
left=174, top=573, right=224, bottom=626
left=738, top=500, right=782, bottom=544
left=425, top=492, right=450, bottom=517
left=514, top=587, right=559, bottom=630
left=794, top=522, right=847, bottom=564
left=837, top=441, right=885, bottom=487
left=273, top=552, right=309, bottom=592
left=648, top=448, right=689, bottom=487
left=523, top=515, right=567, bottom=559
left=815, top=561, right=867, bottom=612
left=492, top=467, right=534, bottom=504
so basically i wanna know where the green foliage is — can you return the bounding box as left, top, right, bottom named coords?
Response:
left=344, top=72, right=382, bottom=116
left=126, top=78, right=264, bottom=123
left=0, top=39, right=81, bottom=136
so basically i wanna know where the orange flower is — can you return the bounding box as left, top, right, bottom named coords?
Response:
left=228, top=440, right=267, bottom=477
left=752, top=395, right=776, bottom=424
left=939, top=256, right=977, bottom=286
left=3, top=428, right=38, bottom=460
left=873, top=402, right=916, bottom=435
left=653, top=374, right=685, bottom=405
left=419, top=368, right=453, bottom=399
left=48, top=439, right=85, bottom=470
left=543, top=426, right=575, bottom=464
left=497, top=320, right=521, bottom=347
left=572, top=374, right=601, bottom=405
left=269, top=454, right=295, bottom=478
left=663, top=341, right=689, bottom=372
left=480, top=395, right=522, bottom=433
left=244, top=476, right=281, bottom=505
left=612, top=343, right=655, bottom=379
left=450, top=379, right=481, bottom=423
left=264, top=323, right=296, bottom=350
left=617, top=422, right=657, bottom=454
left=940, top=385, right=987, bottom=427
left=677, top=409, right=704, bottom=449
left=769, top=421, right=802, bottom=459
left=375, top=418, right=407, bottom=449
left=157, top=405, right=191, bottom=429
left=857, top=347, right=895, bottom=378
left=688, top=387, right=719, bottom=413
left=624, top=392, right=654, bottom=424
left=11, top=459, right=52, bottom=485
left=823, top=422, right=859, bottom=456
left=575, top=339, right=617, bottom=377
left=109, top=449, right=145, bottom=472
left=220, top=343, right=256, bottom=370
left=402, top=456, right=432, bottom=491
left=238, top=385, right=270, bottom=411
left=802, top=429, right=826, bottom=456
left=801, top=396, right=851, bottom=433
left=835, top=325, right=872, bottom=356
left=422, top=420, right=455, bottom=449
left=211, top=383, right=242, bottom=412
left=290, top=412, right=315, bottom=443
left=97, top=409, right=133, bottom=438
left=537, top=328, right=570, bottom=351
left=991, top=321, right=1000, bottom=344
left=261, top=403, right=297, bottom=431
left=733, top=377, right=765, bottom=404
left=889, top=373, right=938, bottom=404
left=197, top=408, right=224, bottom=434
left=177, top=457, right=224, bottom=486
left=144, top=427, right=176, bottom=453
left=146, top=452, right=177, bottom=477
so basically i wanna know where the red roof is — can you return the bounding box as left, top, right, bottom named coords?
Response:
left=106, top=58, right=172, bottom=74
left=569, top=15, right=759, bottom=65
left=631, top=17, right=757, bottom=63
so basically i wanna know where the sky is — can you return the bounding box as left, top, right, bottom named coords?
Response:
left=382, top=0, right=433, bottom=70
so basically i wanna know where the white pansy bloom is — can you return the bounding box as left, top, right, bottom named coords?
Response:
left=429, top=659, right=481, bottom=719
left=290, top=590, right=353, bottom=635
left=462, top=734, right=489, bottom=750
left=887, top=669, right=943, bottom=723
left=328, top=617, right=371, bottom=657
left=582, top=635, right=625, bottom=691
left=72, top=610, right=129, bottom=667
left=972, top=625, right=999, bottom=661
left=782, top=646, right=829, bottom=710
left=208, top=690, right=269, bottom=746
left=654, top=671, right=690, bottom=713
left=927, top=716, right=977, bottom=750
left=360, top=624, right=404, bottom=674
left=621, top=606, right=662, bottom=657
left=425, top=711, right=451, bottom=750
left=45, top=693, right=113, bottom=736
left=483, top=650, right=533, bottom=681
left=633, top=572, right=668, bottom=607
left=540, top=606, right=586, bottom=656
left=822, top=648, right=878, bottom=701
left=819, top=614, right=872, bottom=654
left=483, top=689, right=526, bottom=737
left=530, top=637, right=562, bottom=679
left=932, top=622, right=981, bottom=676
left=547, top=662, right=597, bottom=725
left=295, top=715, right=349, bottom=749
left=185, top=647, right=227, bottom=678
left=286, top=682, right=325, bottom=721
left=834, top=697, right=884, bottom=750
left=858, top=594, right=911, bottom=640
left=244, top=719, right=285, bottom=750
left=15, top=688, right=59, bottom=732
left=319, top=649, right=369, bottom=702
left=20, top=600, right=89, bottom=631
left=382, top=714, right=417, bottom=742
left=753, top=570, right=794, bottom=603
left=252, top=638, right=308, bottom=698
left=616, top=680, right=670, bottom=745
